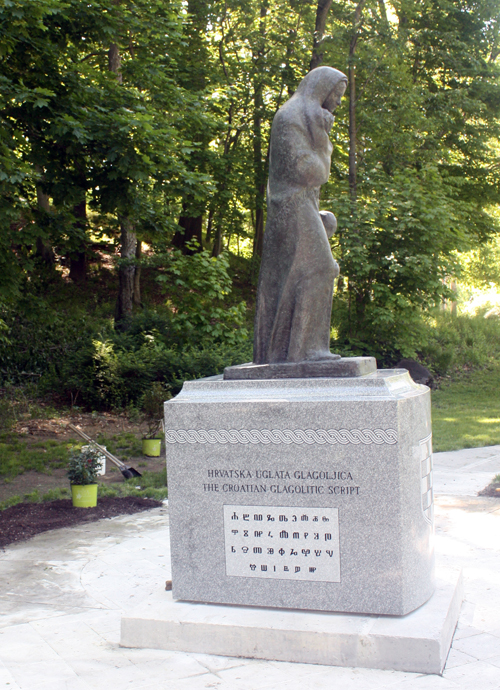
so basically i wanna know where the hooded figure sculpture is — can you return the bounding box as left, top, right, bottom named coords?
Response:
left=253, top=66, right=347, bottom=365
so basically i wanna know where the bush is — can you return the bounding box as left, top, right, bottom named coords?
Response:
left=419, top=311, right=500, bottom=376
left=67, top=447, right=103, bottom=485
left=156, top=247, right=249, bottom=348
left=44, top=334, right=252, bottom=411
left=0, top=248, right=253, bottom=411
left=141, top=381, right=171, bottom=438
left=331, top=292, right=428, bottom=364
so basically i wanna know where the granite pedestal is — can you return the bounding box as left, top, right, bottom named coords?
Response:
left=163, top=370, right=434, bottom=616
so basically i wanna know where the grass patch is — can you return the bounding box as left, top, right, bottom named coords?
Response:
left=0, top=438, right=82, bottom=478
left=431, top=361, right=500, bottom=451
left=96, top=432, right=143, bottom=460
left=0, top=470, right=167, bottom=510
left=99, top=470, right=168, bottom=501
left=0, top=432, right=145, bottom=481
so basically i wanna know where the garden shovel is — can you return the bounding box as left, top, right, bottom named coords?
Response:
left=67, top=423, right=142, bottom=479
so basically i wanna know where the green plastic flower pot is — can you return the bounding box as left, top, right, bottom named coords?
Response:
left=142, top=438, right=161, bottom=457
left=71, top=484, right=98, bottom=508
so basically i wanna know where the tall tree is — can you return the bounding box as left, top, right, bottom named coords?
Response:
left=322, top=0, right=500, bottom=358
left=108, top=26, right=138, bottom=326
left=310, top=0, right=334, bottom=71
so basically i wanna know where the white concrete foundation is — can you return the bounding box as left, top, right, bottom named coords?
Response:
left=121, top=567, right=463, bottom=675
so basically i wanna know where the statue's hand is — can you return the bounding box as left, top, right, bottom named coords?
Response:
left=319, top=211, right=337, bottom=238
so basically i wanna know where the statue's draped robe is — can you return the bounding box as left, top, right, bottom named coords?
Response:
left=253, top=67, right=347, bottom=364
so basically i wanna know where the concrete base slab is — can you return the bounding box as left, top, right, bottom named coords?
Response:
left=121, top=567, right=463, bottom=675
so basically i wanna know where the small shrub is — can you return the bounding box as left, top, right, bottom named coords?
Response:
left=67, top=447, right=102, bottom=485
left=141, top=382, right=171, bottom=438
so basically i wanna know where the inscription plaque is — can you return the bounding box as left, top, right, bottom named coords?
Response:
left=224, top=504, right=341, bottom=582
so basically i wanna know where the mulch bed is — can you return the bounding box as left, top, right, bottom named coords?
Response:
left=479, top=482, right=500, bottom=498
left=0, top=496, right=163, bottom=549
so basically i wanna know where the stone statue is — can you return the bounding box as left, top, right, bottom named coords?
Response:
left=253, top=66, right=347, bottom=365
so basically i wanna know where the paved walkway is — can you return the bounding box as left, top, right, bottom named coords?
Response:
left=1, top=445, right=500, bottom=690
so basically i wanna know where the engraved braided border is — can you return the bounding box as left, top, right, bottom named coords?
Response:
left=164, top=428, right=398, bottom=445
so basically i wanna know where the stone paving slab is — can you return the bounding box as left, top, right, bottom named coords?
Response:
left=433, top=446, right=500, bottom=496
left=1, top=449, right=500, bottom=689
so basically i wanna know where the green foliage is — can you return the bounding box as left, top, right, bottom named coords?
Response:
left=156, top=246, right=249, bottom=347
left=0, top=288, right=108, bottom=385
left=459, top=235, right=500, bottom=290
left=0, top=0, right=208, bottom=302
left=420, top=311, right=500, bottom=376
left=0, top=437, right=77, bottom=479
left=0, top=246, right=252, bottom=410
left=60, top=337, right=252, bottom=410
left=0, top=0, right=499, bottom=393
left=0, top=301, right=252, bottom=410
left=141, top=382, right=171, bottom=439
left=67, top=446, right=103, bottom=485
left=297, top=0, right=500, bottom=357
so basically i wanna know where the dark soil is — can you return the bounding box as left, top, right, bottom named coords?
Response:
left=0, top=496, right=163, bottom=549
left=478, top=482, right=500, bottom=498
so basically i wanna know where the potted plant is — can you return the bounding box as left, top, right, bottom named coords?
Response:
left=67, top=446, right=103, bottom=507
left=141, top=382, right=171, bottom=457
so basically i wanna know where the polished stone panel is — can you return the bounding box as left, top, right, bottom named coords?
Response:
left=222, top=504, right=341, bottom=582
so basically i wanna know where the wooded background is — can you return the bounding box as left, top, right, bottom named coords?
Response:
left=1, top=0, right=500, bottom=409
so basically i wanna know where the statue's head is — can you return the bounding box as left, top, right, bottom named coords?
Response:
left=295, top=66, right=348, bottom=113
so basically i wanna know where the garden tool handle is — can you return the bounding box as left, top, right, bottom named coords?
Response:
left=67, top=423, right=127, bottom=471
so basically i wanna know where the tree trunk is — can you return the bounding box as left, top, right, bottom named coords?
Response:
left=174, top=0, right=208, bottom=255
left=205, top=208, right=213, bottom=244
left=212, top=224, right=223, bottom=257
left=348, top=0, right=366, bottom=206
left=252, top=1, right=268, bottom=258
left=310, top=0, right=334, bottom=71
left=115, top=217, right=137, bottom=325
left=108, top=44, right=122, bottom=82
left=347, top=0, right=366, bottom=336
left=36, top=185, right=50, bottom=213
left=253, top=182, right=266, bottom=257
left=35, top=188, right=55, bottom=265
left=69, top=198, right=87, bottom=283
left=348, top=60, right=357, bottom=204
left=173, top=210, right=203, bottom=254
left=109, top=37, right=137, bottom=326
left=34, top=166, right=55, bottom=265
left=133, top=240, right=142, bottom=307
left=252, top=80, right=265, bottom=257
